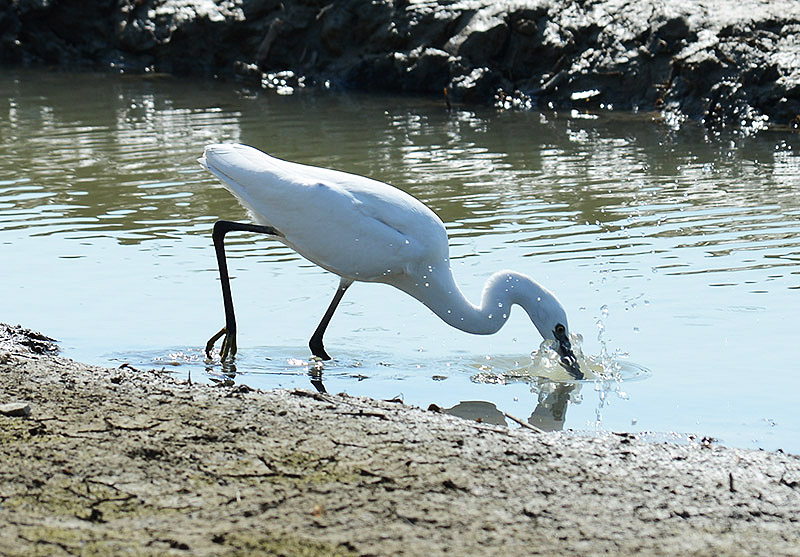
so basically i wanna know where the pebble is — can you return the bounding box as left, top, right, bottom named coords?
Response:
left=0, top=402, right=32, bottom=417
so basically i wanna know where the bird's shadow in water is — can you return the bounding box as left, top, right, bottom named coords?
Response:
left=283, top=361, right=578, bottom=431
left=439, top=383, right=577, bottom=432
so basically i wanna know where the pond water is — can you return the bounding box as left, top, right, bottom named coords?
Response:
left=2, top=68, right=799, bottom=452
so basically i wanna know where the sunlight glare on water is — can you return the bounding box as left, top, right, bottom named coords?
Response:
left=2, top=69, right=800, bottom=453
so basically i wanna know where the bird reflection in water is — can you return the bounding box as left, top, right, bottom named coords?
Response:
left=438, top=382, right=578, bottom=432
left=527, top=382, right=576, bottom=431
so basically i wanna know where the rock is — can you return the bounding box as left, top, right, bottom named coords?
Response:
left=450, top=66, right=505, bottom=104
left=405, top=47, right=456, bottom=94
left=444, top=9, right=509, bottom=67
left=0, top=324, right=58, bottom=354
left=653, top=14, right=692, bottom=48
left=3, top=0, right=800, bottom=131
left=0, top=402, right=31, bottom=417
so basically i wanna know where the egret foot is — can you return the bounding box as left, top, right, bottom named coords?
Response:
left=309, top=336, right=331, bottom=361
left=206, top=327, right=237, bottom=361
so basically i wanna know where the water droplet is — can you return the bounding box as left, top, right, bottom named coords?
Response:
left=497, top=302, right=503, bottom=308
left=404, top=239, right=410, bottom=245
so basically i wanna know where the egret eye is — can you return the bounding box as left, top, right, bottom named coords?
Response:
left=555, top=324, right=566, bottom=336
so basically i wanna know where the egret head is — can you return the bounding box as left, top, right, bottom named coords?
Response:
left=530, top=291, right=583, bottom=380
left=552, top=322, right=582, bottom=380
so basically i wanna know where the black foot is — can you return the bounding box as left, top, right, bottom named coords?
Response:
left=309, top=337, right=331, bottom=360
left=206, top=326, right=237, bottom=361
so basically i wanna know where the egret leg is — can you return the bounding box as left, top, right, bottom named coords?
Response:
left=309, top=278, right=353, bottom=360
left=206, top=220, right=281, bottom=361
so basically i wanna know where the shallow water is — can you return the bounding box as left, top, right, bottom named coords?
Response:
left=2, top=68, right=799, bottom=452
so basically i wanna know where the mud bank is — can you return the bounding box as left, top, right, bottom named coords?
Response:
left=2, top=0, right=800, bottom=131
left=1, top=323, right=799, bottom=555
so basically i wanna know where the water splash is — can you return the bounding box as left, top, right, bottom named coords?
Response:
left=594, top=303, right=621, bottom=377
left=523, top=306, right=633, bottom=383
left=470, top=305, right=650, bottom=428
left=470, top=329, right=648, bottom=385
left=590, top=305, right=636, bottom=426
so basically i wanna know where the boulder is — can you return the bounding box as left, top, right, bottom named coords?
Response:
left=3, top=0, right=800, bottom=130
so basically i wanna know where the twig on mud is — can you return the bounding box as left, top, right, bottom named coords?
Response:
left=359, top=468, right=396, bottom=484
left=503, top=412, right=545, bottom=434
left=340, top=410, right=389, bottom=420
left=290, top=389, right=332, bottom=402
left=85, top=478, right=138, bottom=497
left=103, top=417, right=166, bottom=431
left=291, top=390, right=390, bottom=420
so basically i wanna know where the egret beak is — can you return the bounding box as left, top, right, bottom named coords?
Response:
left=554, top=327, right=583, bottom=380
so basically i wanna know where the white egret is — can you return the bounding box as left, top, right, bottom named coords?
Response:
left=199, top=143, right=582, bottom=379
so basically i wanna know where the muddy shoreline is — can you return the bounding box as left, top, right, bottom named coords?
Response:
left=3, top=0, right=800, bottom=132
left=1, top=323, right=799, bottom=555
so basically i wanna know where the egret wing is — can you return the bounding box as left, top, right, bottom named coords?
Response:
left=200, top=144, right=448, bottom=281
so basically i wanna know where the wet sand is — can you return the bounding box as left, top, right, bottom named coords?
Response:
left=1, top=323, right=799, bottom=555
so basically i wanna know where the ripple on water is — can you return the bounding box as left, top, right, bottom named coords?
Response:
left=4, top=69, right=800, bottom=452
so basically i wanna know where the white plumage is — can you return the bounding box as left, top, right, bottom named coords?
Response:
left=199, top=143, right=581, bottom=378
left=201, top=143, right=444, bottom=283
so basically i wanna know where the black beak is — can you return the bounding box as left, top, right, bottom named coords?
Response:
left=554, top=328, right=583, bottom=380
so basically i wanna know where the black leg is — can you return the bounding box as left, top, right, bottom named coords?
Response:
left=206, top=220, right=281, bottom=361
left=309, top=278, right=353, bottom=360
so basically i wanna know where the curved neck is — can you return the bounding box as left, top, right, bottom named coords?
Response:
left=397, top=268, right=554, bottom=336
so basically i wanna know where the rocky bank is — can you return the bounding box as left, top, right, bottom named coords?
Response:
left=1, top=323, right=800, bottom=555
left=2, top=0, right=800, bottom=131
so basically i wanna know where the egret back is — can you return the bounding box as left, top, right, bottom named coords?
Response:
left=200, top=144, right=449, bottom=282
